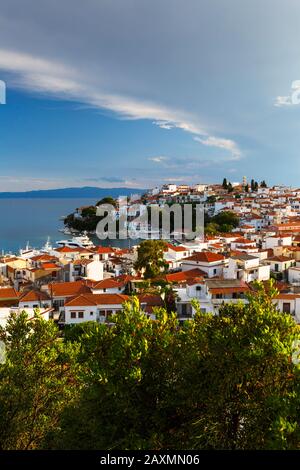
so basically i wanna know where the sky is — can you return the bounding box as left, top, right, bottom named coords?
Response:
left=0, top=0, right=300, bottom=191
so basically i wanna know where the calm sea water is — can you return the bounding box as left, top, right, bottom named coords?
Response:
left=0, top=198, right=135, bottom=254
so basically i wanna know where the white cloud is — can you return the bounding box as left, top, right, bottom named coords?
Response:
left=153, top=121, right=174, bottom=130
left=274, top=95, right=293, bottom=107
left=148, top=156, right=169, bottom=163
left=0, top=47, right=242, bottom=160
left=194, top=136, right=242, bottom=160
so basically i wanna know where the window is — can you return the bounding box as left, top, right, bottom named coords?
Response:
left=275, top=264, right=279, bottom=272
left=213, top=268, right=217, bottom=275
left=196, top=286, right=201, bottom=291
left=90, top=311, right=93, bottom=316
left=283, top=303, right=291, bottom=314
left=78, top=312, right=84, bottom=319
left=71, top=312, right=76, bottom=319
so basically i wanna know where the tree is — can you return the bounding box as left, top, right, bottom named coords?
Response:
left=161, top=285, right=178, bottom=314
left=206, top=195, right=216, bottom=204
left=47, top=297, right=182, bottom=450
left=251, top=179, right=255, bottom=191
left=204, top=222, right=219, bottom=235
left=48, top=285, right=300, bottom=450
left=227, top=182, right=233, bottom=193
left=260, top=180, right=267, bottom=188
left=134, top=240, right=168, bottom=279
left=187, top=281, right=300, bottom=449
left=212, top=211, right=239, bottom=229
left=96, top=196, right=117, bottom=207
left=0, top=310, right=79, bottom=450
left=245, top=184, right=249, bottom=193
left=222, top=178, right=228, bottom=189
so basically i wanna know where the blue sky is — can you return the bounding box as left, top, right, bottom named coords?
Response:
left=0, top=0, right=300, bottom=191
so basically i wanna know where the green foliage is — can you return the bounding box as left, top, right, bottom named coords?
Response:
left=64, top=197, right=117, bottom=232
left=134, top=240, right=168, bottom=279
left=204, top=222, right=219, bottom=235
left=96, top=197, right=117, bottom=207
left=212, top=211, right=239, bottom=228
left=3, top=284, right=300, bottom=450
left=64, top=321, right=99, bottom=342
left=50, top=284, right=300, bottom=450
left=48, top=298, right=182, bottom=450
left=206, top=195, right=217, bottom=204
left=251, top=179, right=259, bottom=192
left=205, top=211, right=239, bottom=234
left=189, top=281, right=300, bottom=449
left=0, top=310, right=79, bottom=450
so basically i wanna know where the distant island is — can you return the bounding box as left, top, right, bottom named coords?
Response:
left=0, top=186, right=146, bottom=199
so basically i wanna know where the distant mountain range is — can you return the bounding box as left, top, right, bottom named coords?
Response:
left=0, top=186, right=147, bottom=199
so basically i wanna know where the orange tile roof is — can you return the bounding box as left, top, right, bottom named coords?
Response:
left=209, top=285, right=250, bottom=294
left=19, top=289, right=50, bottom=302
left=92, top=278, right=125, bottom=289
left=267, top=256, right=294, bottom=262
left=166, top=268, right=206, bottom=283
left=92, top=246, right=114, bottom=254
left=65, top=293, right=128, bottom=307
left=184, top=252, right=225, bottom=263
left=275, top=294, right=300, bottom=300
left=233, top=238, right=254, bottom=244
left=166, top=244, right=189, bottom=252
left=0, top=287, right=19, bottom=299
left=41, top=263, right=61, bottom=270
left=31, top=254, right=58, bottom=262
left=50, top=280, right=92, bottom=297
left=55, top=246, right=80, bottom=253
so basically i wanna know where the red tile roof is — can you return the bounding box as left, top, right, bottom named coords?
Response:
left=49, top=280, right=92, bottom=297
left=91, top=246, right=114, bottom=254
left=184, top=252, right=225, bottom=263
left=0, top=287, right=19, bottom=299
left=166, top=268, right=206, bottom=283
left=19, top=290, right=50, bottom=303
left=92, top=278, right=125, bottom=289
left=65, top=293, right=128, bottom=307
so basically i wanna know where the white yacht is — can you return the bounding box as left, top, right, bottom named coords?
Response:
left=56, top=231, right=94, bottom=249
left=19, top=242, right=40, bottom=259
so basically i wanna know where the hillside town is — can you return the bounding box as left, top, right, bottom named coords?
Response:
left=2, top=178, right=300, bottom=327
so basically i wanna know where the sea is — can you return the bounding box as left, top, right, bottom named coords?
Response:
left=0, top=198, right=136, bottom=254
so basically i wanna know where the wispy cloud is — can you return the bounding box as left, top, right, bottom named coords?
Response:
left=84, top=176, right=126, bottom=183
left=194, top=136, right=242, bottom=160
left=0, top=48, right=241, bottom=160
left=148, top=156, right=169, bottom=163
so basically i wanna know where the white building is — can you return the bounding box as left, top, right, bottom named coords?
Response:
left=224, top=254, right=270, bottom=282
left=63, top=293, right=129, bottom=324
left=0, top=307, right=52, bottom=328
left=180, top=252, right=227, bottom=278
